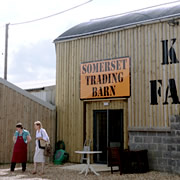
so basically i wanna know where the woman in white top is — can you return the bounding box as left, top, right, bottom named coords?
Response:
left=32, top=121, right=49, bottom=175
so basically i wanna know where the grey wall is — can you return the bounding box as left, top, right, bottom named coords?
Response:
left=129, top=115, right=180, bottom=175
left=27, top=85, right=56, bottom=105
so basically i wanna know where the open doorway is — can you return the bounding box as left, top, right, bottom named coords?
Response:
left=93, top=109, right=123, bottom=164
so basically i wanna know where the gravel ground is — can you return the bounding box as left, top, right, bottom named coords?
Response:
left=0, top=163, right=180, bottom=180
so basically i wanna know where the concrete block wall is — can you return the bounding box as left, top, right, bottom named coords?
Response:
left=128, top=115, right=180, bottom=174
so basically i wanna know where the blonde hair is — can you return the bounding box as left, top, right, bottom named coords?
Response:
left=34, top=121, right=43, bottom=128
left=16, top=122, right=23, bottom=129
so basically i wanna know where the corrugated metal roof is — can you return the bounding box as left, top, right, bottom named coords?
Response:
left=54, top=1, right=180, bottom=42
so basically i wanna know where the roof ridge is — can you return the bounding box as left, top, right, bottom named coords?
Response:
left=90, top=0, right=180, bottom=22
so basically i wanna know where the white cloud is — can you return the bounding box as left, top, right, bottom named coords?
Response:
left=7, top=39, right=56, bottom=83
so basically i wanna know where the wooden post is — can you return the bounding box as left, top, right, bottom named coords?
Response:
left=4, top=23, right=10, bottom=80
left=83, top=101, right=86, bottom=144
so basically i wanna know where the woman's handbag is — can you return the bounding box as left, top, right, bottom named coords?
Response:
left=38, top=139, right=47, bottom=149
left=44, top=143, right=52, bottom=157
left=38, top=130, right=48, bottom=149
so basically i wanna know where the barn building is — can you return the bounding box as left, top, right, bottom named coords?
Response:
left=26, top=85, right=56, bottom=105
left=54, top=2, right=180, bottom=174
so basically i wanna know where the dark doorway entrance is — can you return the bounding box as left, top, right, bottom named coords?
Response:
left=93, top=109, right=123, bottom=164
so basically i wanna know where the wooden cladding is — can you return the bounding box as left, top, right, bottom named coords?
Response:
left=55, top=19, right=180, bottom=161
left=0, top=80, right=56, bottom=163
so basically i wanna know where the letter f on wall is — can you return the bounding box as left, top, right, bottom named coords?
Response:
left=150, top=80, right=162, bottom=105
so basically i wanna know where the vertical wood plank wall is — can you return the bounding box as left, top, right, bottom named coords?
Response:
left=0, top=80, right=56, bottom=163
left=55, top=19, right=180, bottom=162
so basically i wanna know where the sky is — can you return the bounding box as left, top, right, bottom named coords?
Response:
left=0, top=0, right=177, bottom=89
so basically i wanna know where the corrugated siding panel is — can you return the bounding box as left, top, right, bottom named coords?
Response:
left=31, top=91, right=46, bottom=101
left=126, top=21, right=180, bottom=129
left=28, top=87, right=56, bottom=105
left=56, top=40, right=84, bottom=162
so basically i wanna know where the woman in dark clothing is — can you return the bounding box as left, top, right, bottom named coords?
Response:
left=10, top=123, right=31, bottom=172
